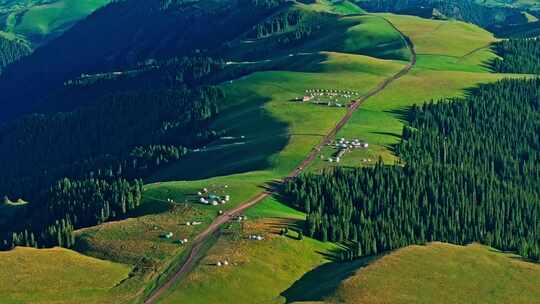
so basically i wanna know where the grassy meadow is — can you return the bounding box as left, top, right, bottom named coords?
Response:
left=307, top=13, right=523, bottom=170
left=156, top=198, right=345, bottom=304
left=0, top=247, right=131, bottom=304
left=330, top=243, right=540, bottom=304
left=152, top=52, right=405, bottom=181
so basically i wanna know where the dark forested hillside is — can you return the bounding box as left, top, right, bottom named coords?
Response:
left=284, top=78, right=540, bottom=262
left=491, top=38, right=540, bottom=74
left=0, top=36, right=30, bottom=74
left=0, top=0, right=289, bottom=121
left=0, top=86, right=222, bottom=196
left=0, top=79, right=224, bottom=249
left=356, top=0, right=528, bottom=29
left=55, top=56, right=226, bottom=111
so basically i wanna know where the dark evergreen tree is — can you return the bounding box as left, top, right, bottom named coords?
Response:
left=284, top=78, right=540, bottom=262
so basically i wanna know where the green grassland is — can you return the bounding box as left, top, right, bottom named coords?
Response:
left=381, top=13, right=499, bottom=72
left=78, top=170, right=276, bottom=265
left=156, top=198, right=346, bottom=304
left=155, top=12, right=540, bottom=304
left=330, top=242, right=540, bottom=304
left=226, top=12, right=411, bottom=61
left=308, top=13, right=522, bottom=170
left=1, top=0, right=109, bottom=45
left=74, top=171, right=277, bottom=301
left=153, top=52, right=406, bottom=181
left=0, top=247, right=131, bottom=304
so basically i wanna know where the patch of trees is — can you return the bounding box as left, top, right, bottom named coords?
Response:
left=0, top=37, right=30, bottom=74
left=0, top=86, right=223, bottom=200
left=58, top=56, right=226, bottom=109
left=284, top=78, right=540, bottom=262
left=249, top=0, right=288, bottom=9
left=253, top=9, right=305, bottom=38
left=491, top=38, right=540, bottom=74
left=0, top=85, right=224, bottom=250
left=491, top=20, right=540, bottom=38
left=3, top=178, right=143, bottom=250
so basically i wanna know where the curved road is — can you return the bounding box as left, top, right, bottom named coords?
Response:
left=144, top=19, right=417, bottom=304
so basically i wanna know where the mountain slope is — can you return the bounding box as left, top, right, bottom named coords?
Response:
left=0, top=0, right=290, bottom=120
left=0, top=0, right=110, bottom=47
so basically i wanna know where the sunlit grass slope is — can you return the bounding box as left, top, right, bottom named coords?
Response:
left=330, top=242, right=540, bottom=304
left=9, top=0, right=110, bottom=45
left=0, top=247, right=130, bottom=304
left=308, top=15, right=519, bottom=169
left=381, top=13, right=499, bottom=72
left=153, top=52, right=405, bottom=181
left=226, top=12, right=411, bottom=61
left=156, top=198, right=348, bottom=304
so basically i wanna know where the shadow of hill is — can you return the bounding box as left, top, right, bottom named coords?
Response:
left=280, top=255, right=375, bottom=303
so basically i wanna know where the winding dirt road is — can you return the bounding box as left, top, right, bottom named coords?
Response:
left=144, top=19, right=416, bottom=304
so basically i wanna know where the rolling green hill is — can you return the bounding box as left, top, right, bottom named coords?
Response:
left=330, top=243, right=540, bottom=304
left=0, top=247, right=131, bottom=304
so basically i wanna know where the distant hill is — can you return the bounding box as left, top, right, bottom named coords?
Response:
left=0, top=0, right=110, bottom=47
left=355, top=0, right=530, bottom=30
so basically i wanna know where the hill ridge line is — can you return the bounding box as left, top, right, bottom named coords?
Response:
left=143, top=16, right=417, bottom=304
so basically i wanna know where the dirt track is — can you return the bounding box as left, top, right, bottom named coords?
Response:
left=143, top=19, right=417, bottom=304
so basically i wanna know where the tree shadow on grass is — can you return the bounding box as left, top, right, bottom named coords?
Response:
left=385, top=106, right=413, bottom=124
